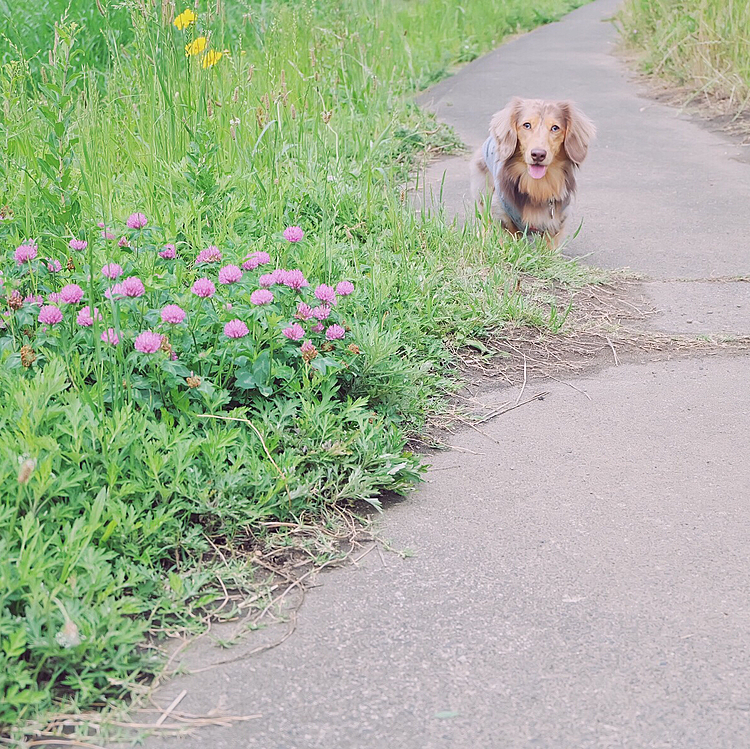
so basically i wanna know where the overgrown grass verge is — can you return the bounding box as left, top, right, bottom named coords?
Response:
left=618, top=0, right=750, bottom=116
left=1, top=0, right=592, bottom=733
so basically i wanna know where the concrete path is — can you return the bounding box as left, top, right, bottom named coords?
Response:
left=140, top=1, right=750, bottom=747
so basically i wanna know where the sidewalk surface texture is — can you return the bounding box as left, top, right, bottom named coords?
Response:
left=140, top=1, right=750, bottom=747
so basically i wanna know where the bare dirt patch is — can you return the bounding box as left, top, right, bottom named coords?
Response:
left=418, top=278, right=750, bottom=443
left=470, top=280, right=749, bottom=381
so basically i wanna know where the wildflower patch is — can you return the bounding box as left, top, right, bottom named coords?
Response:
left=1, top=218, right=361, bottom=409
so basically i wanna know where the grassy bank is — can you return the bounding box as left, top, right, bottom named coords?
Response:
left=619, top=0, right=750, bottom=114
left=1, top=0, right=591, bottom=732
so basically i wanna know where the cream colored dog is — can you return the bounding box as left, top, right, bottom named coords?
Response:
left=470, top=97, right=595, bottom=247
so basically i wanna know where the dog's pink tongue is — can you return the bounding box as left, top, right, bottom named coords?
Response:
left=529, top=164, right=547, bottom=179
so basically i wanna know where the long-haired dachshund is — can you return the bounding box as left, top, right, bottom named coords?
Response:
left=470, top=97, right=596, bottom=248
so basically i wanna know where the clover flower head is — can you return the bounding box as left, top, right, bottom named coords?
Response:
left=60, top=284, right=84, bottom=305
left=224, top=319, right=249, bottom=339
left=195, top=245, right=222, bottom=264
left=242, top=251, right=271, bottom=271
left=123, top=276, right=145, bottom=297
left=250, top=289, right=273, bottom=305
left=325, top=324, right=346, bottom=340
left=14, top=243, right=37, bottom=264
left=101, top=328, right=120, bottom=345
left=282, top=269, right=309, bottom=290
left=218, top=264, right=243, bottom=284
left=76, top=306, right=102, bottom=327
left=300, top=340, right=318, bottom=362
left=104, top=283, right=125, bottom=300
left=6, top=290, right=21, bottom=310
left=282, top=323, right=305, bottom=341
left=101, top=263, right=123, bottom=279
left=69, top=238, right=87, bottom=251
left=336, top=280, right=354, bottom=297
left=314, top=284, right=336, bottom=305
left=283, top=226, right=304, bottom=243
left=38, top=305, right=63, bottom=325
left=161, top=304, right=186, bottom=324
left=127, top=212, right=148, bottom=229
left=192, top=277, right=216, bottom=298
left=295, top=302, right=313, bottom=320
left=134, top=330, right=163, bottom=353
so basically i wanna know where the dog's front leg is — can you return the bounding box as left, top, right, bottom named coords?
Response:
left=549, top=215, right=570, bottom=250
left=489, top=192, right=523, bottom=240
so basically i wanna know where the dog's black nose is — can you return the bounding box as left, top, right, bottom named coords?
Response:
left=531, top=149, right=547, bottom=163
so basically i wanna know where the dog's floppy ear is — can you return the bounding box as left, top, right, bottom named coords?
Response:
left=490, top=97, right=521, bottom=160
left=562, top=102, right=596, bottom=165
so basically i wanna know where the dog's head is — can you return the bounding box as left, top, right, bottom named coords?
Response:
left=490, top=98, right=596, bottom=179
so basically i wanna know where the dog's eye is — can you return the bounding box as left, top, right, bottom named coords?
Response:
left=522, top=122, right=532, bottom=129
left=551, top=125, right=560, bottom=132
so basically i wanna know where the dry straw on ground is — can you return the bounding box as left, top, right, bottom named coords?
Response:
left=418, top=278, right=750, bottom=442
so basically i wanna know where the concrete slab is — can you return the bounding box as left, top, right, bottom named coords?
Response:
left=143, top=357, right=750, bottom=749
left=641, top=280, right=750, bottom=335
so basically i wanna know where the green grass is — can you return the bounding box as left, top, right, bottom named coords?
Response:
left=0, top=0, right=593, bottom=733
left=619, top=0, right=750, bottom=113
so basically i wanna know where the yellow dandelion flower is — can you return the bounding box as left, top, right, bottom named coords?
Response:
left=174, top=8, right=196, bottom=30
left=202, top=50, right=223, bottom=68
left=185, top=36, right=207, bottom=56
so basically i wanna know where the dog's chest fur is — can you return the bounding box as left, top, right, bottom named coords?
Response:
left=519, top=199, right=563, bottom=233
left=500, top=156, right=575, bottom=233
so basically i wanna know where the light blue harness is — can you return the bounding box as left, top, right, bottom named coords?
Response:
left=482, top=135, right=548, bottom=234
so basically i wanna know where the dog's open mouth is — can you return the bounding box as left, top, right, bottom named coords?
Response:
left=528, top=164, right=547, bottom=179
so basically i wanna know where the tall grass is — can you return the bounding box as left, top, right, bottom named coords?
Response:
left=0, top=0, right=593, bottom=732
left=0, top=0, right=132, bottom=77
left=619, top=0, right=750, bottom=113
